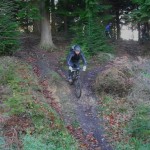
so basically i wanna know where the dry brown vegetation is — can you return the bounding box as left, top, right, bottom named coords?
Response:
left=95, top=55, right=150, bottom=149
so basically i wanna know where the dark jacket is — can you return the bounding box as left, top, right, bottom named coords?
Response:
left=67, top=51, right=87, bottom=67
left=105, top=24, right=111, bottom=32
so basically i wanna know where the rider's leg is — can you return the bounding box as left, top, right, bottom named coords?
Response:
left=68, top=70, right=73, bottom=82
left=68, top=62, right=80, bottom=82
left=105, top=31, right=108, bottom=37
left=68, top=62, right=73, bottom=82
left=108, top=32, right=111, bottom=38
left=74, top=63, right=80, bottom=77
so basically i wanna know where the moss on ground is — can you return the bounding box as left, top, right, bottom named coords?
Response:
left=0, top=57, right=79, bottom=150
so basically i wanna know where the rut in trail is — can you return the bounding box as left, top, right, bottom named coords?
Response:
left=75, top=67, right=113, bottom=150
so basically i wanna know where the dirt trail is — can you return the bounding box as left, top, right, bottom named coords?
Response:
left=15, top=45, right=112, bottom=150
left=14, top=37, right=150, bottom=149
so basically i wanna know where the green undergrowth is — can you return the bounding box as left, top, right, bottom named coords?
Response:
left=0, top=57, right=78, bottom=150
left=98, top=95, right=150, bottom=150
left=95, top=57, right=150, bottom=150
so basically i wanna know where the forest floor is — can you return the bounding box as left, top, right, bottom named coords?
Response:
left=1, top=35, right=150, bottom=150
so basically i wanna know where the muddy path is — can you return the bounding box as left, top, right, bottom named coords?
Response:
left=15, top=46, right=113, bottom=150
left=17, top=47, right=112, bottom=150
left=14, top=37, right=150, bottom=149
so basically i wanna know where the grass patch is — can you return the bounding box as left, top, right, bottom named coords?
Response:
left=115, top=139, right=150, bottom=150
left=96, top=58, right=150, bottom=149
left=71, top=120, right=80, bottom=128
left=96, top=52, right=115, bottom=64
left=49, top=71, right=62, bottom=83
left=126, top=104, right=150, bottom=142
left=0, top=57, right=79, bottom=150
left=97, top=94, right=150, bottom=150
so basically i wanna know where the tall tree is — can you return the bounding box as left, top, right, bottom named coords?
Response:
left=51, top=0, right=56, bottom=34
left=40, top=0, right=56, bottom=50
left=55, top=0, right=85, bottom=35
left=107, top=0, right=134, bottom=39
left=71, top=0, right=113, bottom=55
left=131, top=0, right=150, bottom=22
left=130, top=0, right=150, bottom=36
left=32, top=0, right=41, bottom=34
left=15, top=0, right=40, bottom=33
left=0, top=0, right=19, bottom=55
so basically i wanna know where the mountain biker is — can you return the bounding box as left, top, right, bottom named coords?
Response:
left=105, top=22, right=112, bottom=38
left=67, top=45, right=87, bottom=83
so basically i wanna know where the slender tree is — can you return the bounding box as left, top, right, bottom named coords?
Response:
left=71, top=0, right=113, bottom=55
left=32, top=0, right=41, bottom=34
left=51, top=0, right=56, bottom=34
left=0, top=0, right=19, bottom=55
left=15, top=0, right=40, bottom=33
left=107, top=0, right=134, bottom=39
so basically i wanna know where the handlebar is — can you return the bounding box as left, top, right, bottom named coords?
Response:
left=72, top=68, right=80, bottom=71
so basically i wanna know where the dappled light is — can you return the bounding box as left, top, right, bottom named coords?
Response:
left=121, top=25, right=138, bottom=41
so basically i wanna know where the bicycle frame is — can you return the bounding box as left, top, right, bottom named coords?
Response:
left=70, top=68, right=82, bottom=98
left=108, top=32, right=112, bottom=39
left=72, top=68, right=80, bottom=81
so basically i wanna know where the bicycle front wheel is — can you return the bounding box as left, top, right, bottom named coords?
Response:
left=74, top=79, right=82, bottom=98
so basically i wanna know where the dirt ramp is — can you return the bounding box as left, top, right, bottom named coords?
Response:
left=94, top=56, right=134, bottom=97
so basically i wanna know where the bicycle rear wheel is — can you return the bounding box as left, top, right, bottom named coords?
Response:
left=74, top=79, right=82, bottom=98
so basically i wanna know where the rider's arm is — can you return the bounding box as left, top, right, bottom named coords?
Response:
left=67, top=52, right=74, bottom=66
left=80, top=52, right=87, bottom=66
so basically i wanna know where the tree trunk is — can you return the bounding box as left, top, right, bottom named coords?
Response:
left=33, top=0, right=41, bottom=35
left=64, top=16, right=68, bottom=34
left=114, top=22, right=117, bottom=40
left=138, top=23, right=140, bottom=40
left=24, top=8, right=29, bottom=33
left=116, top=9, right=120, bottom=39
left=64, top=1, right=68, bottom=34
left=145, top=22, right=149, bottom=33
left=33, top=20, right=41, bottom=35
left=40, top=0, right=56, bottom=50
left=51, top=0, right=56, bottom=35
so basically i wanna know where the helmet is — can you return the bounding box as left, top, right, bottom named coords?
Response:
left=74, top=45, right=81, bottom=52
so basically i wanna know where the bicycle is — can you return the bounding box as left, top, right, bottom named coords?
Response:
left=105, top=31, right=111, bottom=39
left=108, top=32, right=112, bottom=39
left=105, top=31, right=116, bottom=43
left=69, top=68, right=82, bottom=98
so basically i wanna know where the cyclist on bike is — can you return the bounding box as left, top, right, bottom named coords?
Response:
left=67, top=45, right=87, bottom=83
left=105, top=22, right=112, bottom=38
